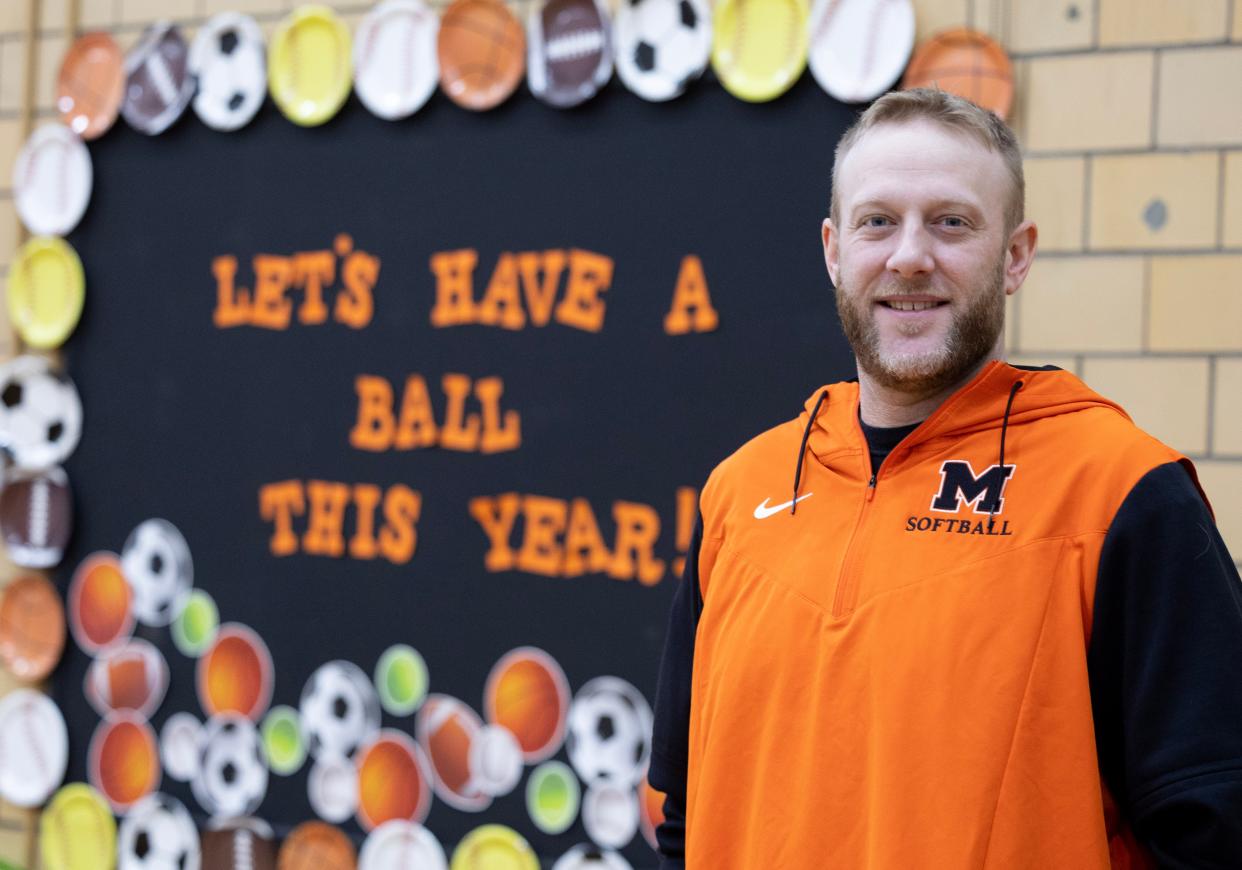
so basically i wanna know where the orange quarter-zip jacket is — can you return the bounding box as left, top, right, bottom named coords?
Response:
left=651, top=362, right=1242, bottom=868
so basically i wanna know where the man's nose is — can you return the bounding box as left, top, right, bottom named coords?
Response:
left=886, top=222, right=934, bottom=278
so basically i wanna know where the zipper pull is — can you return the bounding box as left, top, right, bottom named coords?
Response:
left=866, top=474, right=877, bottom=501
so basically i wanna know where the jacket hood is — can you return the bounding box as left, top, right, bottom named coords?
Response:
left=799, top=361, right=1129, bottom=462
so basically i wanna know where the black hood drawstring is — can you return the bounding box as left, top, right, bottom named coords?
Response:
left=988, top=379, right=1024, bottom=532
left=791, top=390, right=829, bottom=515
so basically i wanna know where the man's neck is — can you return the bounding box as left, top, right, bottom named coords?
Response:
left=857, top=354, right=1001, bottom=428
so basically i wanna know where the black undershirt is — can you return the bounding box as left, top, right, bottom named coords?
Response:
left=859, top=416, right=922, bottom=477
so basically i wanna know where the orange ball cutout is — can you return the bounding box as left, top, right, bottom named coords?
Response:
left=484, top=646, right=570, bottom=763
left=68, top=552, right=134, bottom=654
left=639, top=770, right=667, bottom=851
left=197, top=623, right=273, bottom=721
left=356, top=729, right=433, bottom=831
left=416, top=694, right=490, bottom=812
left=89, top=713, right=159, bottom=812
left=901, top=28, right=1014, bottom=120
left=278, top=820, right=357, bottom=870
left=0, top=574, right=66, bottom=681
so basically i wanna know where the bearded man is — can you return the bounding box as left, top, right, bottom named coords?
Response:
left=650, top=89, right=1242, bottom=869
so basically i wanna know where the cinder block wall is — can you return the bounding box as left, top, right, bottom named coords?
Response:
left=0, top=0, right=1239, bottom=862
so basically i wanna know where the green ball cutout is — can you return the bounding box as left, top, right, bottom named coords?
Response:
left=261, top=705, right=306, bottom=775
left=375, top=644, right=428, bottom=716
left=172, top=589, right=218, bottom=656
left=526, top=760, right=580, bottom=835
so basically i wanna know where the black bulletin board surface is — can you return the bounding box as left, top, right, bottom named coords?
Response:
left=55, top=73, right=856, bottom=865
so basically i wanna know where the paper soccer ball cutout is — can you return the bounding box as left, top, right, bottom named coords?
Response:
left=300, top=660, right=381, bottom=760
left=189, top=13, right=266, bottom=131
left=118, top=793, right=201, bottom=870
left=614, top=0, right=710, bottom=102
left=192, top=714, right=268, bottom=818
left=566, top=676, right=652, bottom=787
left=0, top=355, right=83, bottom=471
left=121, top=519, right=193, bottom=627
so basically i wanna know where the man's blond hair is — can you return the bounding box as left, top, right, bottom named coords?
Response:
left=830, top=88, right=1025, bottom=235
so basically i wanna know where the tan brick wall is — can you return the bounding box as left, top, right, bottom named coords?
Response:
left=0, top=0, right=1241, bottom=862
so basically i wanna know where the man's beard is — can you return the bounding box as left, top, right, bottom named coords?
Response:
left=835, top=258, right=1006, bottom=395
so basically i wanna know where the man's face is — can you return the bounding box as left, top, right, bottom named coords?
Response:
left=824, top=120, right=1022, bottom=395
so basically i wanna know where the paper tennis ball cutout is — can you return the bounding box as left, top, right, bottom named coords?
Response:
left=415, top=694, right=491, bottom=812
left=278, top=820, right=356, bottom=870
left=192, top=714, right=268, bottom=818
left=189, top=12, right=267, bottom=132
left=484, top=645, right=571, bottom=763
left=711, top=0, right=809, bottom=103
left=354, top=0, right=440, bottom=121
left=197, top=622, right=273, bottom=721
left=526, top=760, right=580, bottom=835
left=117, top=793, right=201, bottom=870
left=85, top=637, right=169, bottom=720
left=355, top=729, right=434, bottom=830
left=56, top=31, right=125, bottom=139
left=0, top=354, right=84, bottom=470
left=614, top=0, right=711, bottom=102
left=0, top=573, right=66, bottom=682
left=375, top=643, right=428, bottom=716
left=68, top=551, right=134, bottom=655
left=40, top=783, right=117, bottom=870
left=172, top=588, right=218, bottom=656
left=269, top=5, right=353, bottom=126
left=89, top=713, right=161, bottom=813
left=121, top=518, right=193, bottom=627
left=358, top=820, right=446, bottom=870
left=0, top=466, right=73, bottom=570
left=0, top=689, right=69, bottom=807
left=261, top=704, right=307, bottom=776
left=901, top=28, right=1014, bottom=120
left=528, top=0, right=614, bottom=108
left=437, top=0, right=526, bottom=111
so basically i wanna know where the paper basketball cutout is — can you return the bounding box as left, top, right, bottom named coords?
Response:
left=437, top=0, right=527, bottom=111
left=197, top=622, right=274, bottom=721
left=278, top=820, right=357, bottom=870
left=355, top=729, right=433, bottom=830
left=901, top=28, right=1014, bottom=120
left=89, top=713, right=160, bottom=813
left=68, top=551, right=134, bottom=655
left=484, top=646, right=571, bottom=763
left=0, top=574, right=66, bottom=682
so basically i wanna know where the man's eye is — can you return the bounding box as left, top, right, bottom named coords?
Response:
left=864, top=216, right=891, bottom=227
left=940, top=216, right=967, bottom=228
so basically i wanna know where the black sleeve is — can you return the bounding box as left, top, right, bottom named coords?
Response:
left=649, top=514, right=705, bottom=870
left=1089, top=461, right=1242, bottom=869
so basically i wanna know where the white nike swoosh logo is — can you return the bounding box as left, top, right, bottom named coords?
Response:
left=753, top=493, right=813, bottom=519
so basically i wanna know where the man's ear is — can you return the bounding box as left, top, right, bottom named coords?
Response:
left=1003, top=219, right=1038, bottom=297
left=822, top=218, right=840, bottom=288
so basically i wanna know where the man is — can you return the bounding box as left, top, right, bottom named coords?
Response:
left=650, top=89, right=1242, bottom=869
